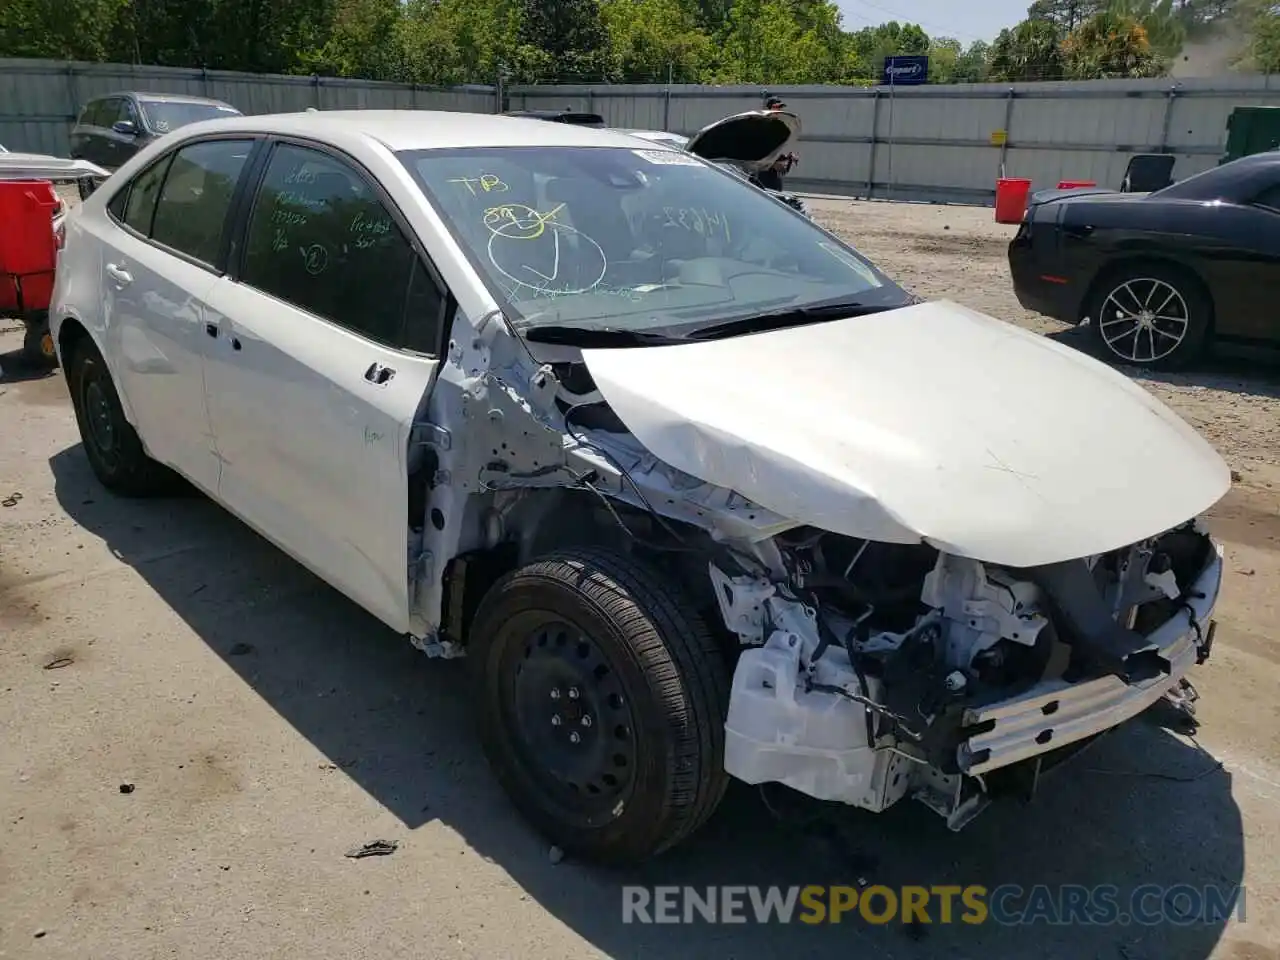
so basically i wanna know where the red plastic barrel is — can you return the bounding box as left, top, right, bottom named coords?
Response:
left=994, top=178, right=1032, bottom=224
left=0, top=180, right=59, bottom=278
left=1057, top=179, right=1096, bottom=189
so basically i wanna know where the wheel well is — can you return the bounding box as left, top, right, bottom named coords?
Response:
left=56, top=317, right=90, bottom=361
left=1080, top=257, right=1215, bottom=333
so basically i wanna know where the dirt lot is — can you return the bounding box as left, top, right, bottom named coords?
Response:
left=2, top=198, right=1279, bottom=960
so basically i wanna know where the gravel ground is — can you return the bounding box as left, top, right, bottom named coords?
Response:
left=2, top=197, right=1279, bottom=960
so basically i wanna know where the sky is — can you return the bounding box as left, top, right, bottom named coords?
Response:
left=836, top=0, right=1030, bottom=44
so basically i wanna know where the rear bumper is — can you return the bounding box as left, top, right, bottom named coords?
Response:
left=1008, top=235, right=1084, bottom=322
left=958, top=541, right=1223, bottom=777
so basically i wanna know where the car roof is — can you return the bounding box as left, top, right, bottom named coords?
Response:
left=91, top=91, right=233, bottom=106
left=1153, top=149, right=1280, bottom=202
left=169, top=109, right=677, bottom=153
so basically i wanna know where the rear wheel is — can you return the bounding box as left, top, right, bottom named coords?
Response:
left=1086, top=263, right=1210, bottom=370
left=67, top=339, right=179, bottom=496
left=469, top=546, right=730, bottom=865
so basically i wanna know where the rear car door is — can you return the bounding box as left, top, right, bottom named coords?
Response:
left=202, top=140, right=451, bottom=634
left=97, top=136, right=258, bottom=492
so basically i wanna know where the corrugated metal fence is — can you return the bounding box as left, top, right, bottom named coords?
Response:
left=4, top=57, right=1280, bottom=205
left=0, top=58, right=497, bottom=157
left=509, top=75, right=1280, bottom=204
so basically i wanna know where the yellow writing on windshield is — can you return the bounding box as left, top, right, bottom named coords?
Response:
left=449, top=174, right=509, bottom=196
left=483, top=202, right=566, bottom=240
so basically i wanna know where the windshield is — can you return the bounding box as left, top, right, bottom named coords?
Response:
left=399, top=145, right=908, bottom=335
left=139, top=100, right=240, bottom=134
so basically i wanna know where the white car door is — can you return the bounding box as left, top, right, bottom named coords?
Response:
left=202, top=140, right=451, bottom=634
left=97, top=137, right=257, bottom=493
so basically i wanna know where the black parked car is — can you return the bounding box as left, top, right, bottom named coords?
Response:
left=69, top=92, right=241, bottom=171
left=1009, top=151, right=1280, bottom=369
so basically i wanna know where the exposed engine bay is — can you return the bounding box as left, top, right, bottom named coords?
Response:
left=414, top=303, right=1226, bottom=832
left=711, top=522, right=1218, bottom=827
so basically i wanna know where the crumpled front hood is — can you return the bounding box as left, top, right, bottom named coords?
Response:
left=580, top=300, right=1231, bottom=567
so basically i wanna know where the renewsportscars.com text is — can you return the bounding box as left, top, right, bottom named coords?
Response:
left=621, top=884, right=1246, bottom=926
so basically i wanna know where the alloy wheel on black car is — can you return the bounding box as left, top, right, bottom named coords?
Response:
left=1087, top=263, right=1211, bottom=370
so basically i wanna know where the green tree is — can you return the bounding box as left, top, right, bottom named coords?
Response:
left=1109, top=0, right=1187, bottom=57
left=600, top=0, right=713, bottom=82
left=1232, top=0, right=1280, bottom=71
left=847, top=20, right=930, bottom=81
left=398, top=0, right=520, bottom=86
left=1062, top=9, right=1167, bottom=76
left=990, top=17, right=1066, bottom=80
left=296, top=0, right=403, bottom=79
left=516, top=0, right=611, bottom=80
left=1027, top=0, right=1106, bottom=31
left=0, top=0, right=128, bottom=60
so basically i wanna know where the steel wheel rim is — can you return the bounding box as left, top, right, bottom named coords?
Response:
left=82, top=376, right=118, bottom=466
left=500, top=616, right=638, bottom=821
left=1098, top=277, right=1189, bottom=363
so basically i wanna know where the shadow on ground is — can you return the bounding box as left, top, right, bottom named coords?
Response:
left=49, top=445, right=1245, bottom=960
left=0, top=343, right=58, bottom=386
left=1046, top=323, right=1280, bottom=399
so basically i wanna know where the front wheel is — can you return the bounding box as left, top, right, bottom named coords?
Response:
left=1086, top=263, right=1210, bottom=370
left=469, top=546, right=730, bottom=865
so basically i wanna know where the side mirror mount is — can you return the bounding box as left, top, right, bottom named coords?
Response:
left=112, top=120, right=137, bottom=136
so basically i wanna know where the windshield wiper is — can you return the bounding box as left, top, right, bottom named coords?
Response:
left=678, top=298, right=900, bottom=342
left=522, top=324, right=689, bottom=347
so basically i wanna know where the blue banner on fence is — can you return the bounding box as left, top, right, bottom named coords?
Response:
left=882, top=55, right=929, bottom=86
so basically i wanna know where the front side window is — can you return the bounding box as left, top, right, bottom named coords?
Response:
left=139, top=100, right=240, bottom=135
left=242, top=143, right=438, bottom=349
left=150, top=139, right=253, bottom=266
left=399, top=145, right=908, bottom=338
left=90, top=99, right=118, bottom=128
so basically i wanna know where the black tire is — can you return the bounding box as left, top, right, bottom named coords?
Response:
left=22, top=320, right=58, bottom=369
left=66, top=338, right=179, bottom=496
left=1086, top=262, right=1211, bottom=370
left=469, top=546, right=730, bottom=865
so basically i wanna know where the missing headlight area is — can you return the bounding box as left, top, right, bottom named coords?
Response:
left=715, top=523, right=1220, bottom=829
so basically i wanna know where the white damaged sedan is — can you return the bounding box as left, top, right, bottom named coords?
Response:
left=50, top=110, right=1228, bottom=864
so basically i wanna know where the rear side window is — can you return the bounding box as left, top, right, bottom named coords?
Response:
left=150, top=139, right=253, bottom=267
left=121, top=156, right=172, bottom=234
left=241, top=142, right=444, bottom=351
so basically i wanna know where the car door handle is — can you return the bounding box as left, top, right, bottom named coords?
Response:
left=364, top=362, right=395, bottom=385
left=105, top=263, right=132, bottom=285
left=205, top=322, right=219, bottom=338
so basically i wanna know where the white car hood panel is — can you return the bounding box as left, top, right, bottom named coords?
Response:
left=580, top=300, right=1230, bottom=567
left=0, top=153, right=109, bottom=181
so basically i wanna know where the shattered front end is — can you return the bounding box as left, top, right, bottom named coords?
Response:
left=715, top=523, right=1221, bottom=828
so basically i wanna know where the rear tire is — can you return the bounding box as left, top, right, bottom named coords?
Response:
left=67, top=338, right=180, bottom=496
left=1085, top=262, right=1210, bottom=370
left=469, top=546, right=730, bottom=865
